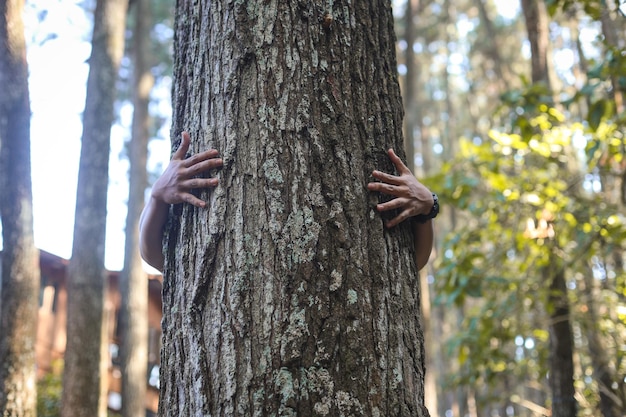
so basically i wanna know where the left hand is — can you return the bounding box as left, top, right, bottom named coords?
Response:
left=151, top=131, right=223, bottom=208
left=367, top=148, right=434, bottom=228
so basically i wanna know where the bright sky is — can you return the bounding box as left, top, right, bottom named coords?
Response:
left=14, top=0, right=171, bottom=271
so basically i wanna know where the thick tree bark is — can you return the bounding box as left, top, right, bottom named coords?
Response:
left=61, top=0, right=128, bottom=416
left=0, top=1, right=40, bottom=416
left=121, top=0, right=152, bottom=415
left=159, top=1, right=428, bottom=416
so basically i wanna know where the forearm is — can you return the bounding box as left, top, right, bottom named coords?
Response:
left=139, top=197, right=170, bottom=272
left=414, top=219, right=434, bottom=271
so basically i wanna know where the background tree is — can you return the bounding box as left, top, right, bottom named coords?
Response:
left=120, top=0, right=153, bottom=416
left=520, top=1, right=576, bottom=416
left=429, top=0, right=626, bottom=415
left=158, top=1, right=428, bottom=416
left=15, top=0, right=625, bottom=415
left=61, top=0, right=129, bottom=416
left=0, top=0, right=40, bottom=415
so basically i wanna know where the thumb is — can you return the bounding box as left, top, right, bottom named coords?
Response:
left=172, top=131, right=191, bottom=160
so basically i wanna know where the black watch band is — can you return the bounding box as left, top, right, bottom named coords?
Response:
left=414, top=193, right=439, bottom=224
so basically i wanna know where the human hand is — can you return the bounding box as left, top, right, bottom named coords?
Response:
left=151, top=131, right=223, bottom=208
left=367, top=148, right=434, bottom=228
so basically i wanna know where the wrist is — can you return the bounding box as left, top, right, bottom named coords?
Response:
left=413, top=193, right=439, bottom=224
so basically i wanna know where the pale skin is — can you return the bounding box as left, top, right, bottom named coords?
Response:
left=140, top=133, right=434, bottom=272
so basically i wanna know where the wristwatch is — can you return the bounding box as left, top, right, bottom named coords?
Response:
left=414, top=193, right=439, bottom=224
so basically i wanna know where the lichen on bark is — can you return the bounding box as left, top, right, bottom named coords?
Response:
left=159, top=1, right=429, bottom=416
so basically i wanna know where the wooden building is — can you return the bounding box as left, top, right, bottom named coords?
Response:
left=36, top=250, right=163, bottom=414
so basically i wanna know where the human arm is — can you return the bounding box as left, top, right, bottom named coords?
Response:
left=139, top=131, right=223, bottom=272
left=367, top=148, right=436, bottom=271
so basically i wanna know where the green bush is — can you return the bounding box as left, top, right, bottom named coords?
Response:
left=37, top=360, right=63, bottom=417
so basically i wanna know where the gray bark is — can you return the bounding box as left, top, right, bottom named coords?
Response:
left=61, top=0, right=128, bottom=416
left=0, top=0, right=40, bottom=415
left=120, top=0, right=152, bottom=416
left=159, top=1, right=428, bottom=416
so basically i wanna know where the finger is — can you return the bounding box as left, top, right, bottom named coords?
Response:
left=182, top=177, right=219, bottom=190
left=181, top=193, right=207, bottom=208
left=371, top=170, right=402, bottom=186
left=385, top=209, right=411, bottom=228
left=387, top=149, right=412, bottom=176
left=376, top=197, right=408, bottom=212
left=368, top=181, right=402, bottom=197
left=172, top=131, right=191, bottom=160
left=186, top=160, right=223, bottom=178
left=183, top=149, right=221, bottom=169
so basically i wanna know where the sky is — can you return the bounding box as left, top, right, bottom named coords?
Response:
left=14, top=0, right=171, bottom=271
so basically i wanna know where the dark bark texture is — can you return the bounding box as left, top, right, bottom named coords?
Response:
left=159, top=1, right=428, bottom=416
left=0, top=0, right=40, bottom=416
left=61, top=0, right=128, bottom=416
left=547, top=267, right=576, bottom=417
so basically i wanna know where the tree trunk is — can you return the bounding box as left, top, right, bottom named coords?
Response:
left=121, top=0, right=152, bottom=415
left=402, top=0, right=419, bottom=174
left=61, top=0, right=128, bottom=416
left=0, top=0, right=40, bottom=416
left=600, top=1, right=624, bottom=115
left=546, top=265, right=576, bottom=417
left=158, top=1, right=428, bottom=416
left=520, top=0, right=556, bottom=90
left=521, top=1, right=576, bottom=414
left=474, top=0, right=507, bottom=90
left=581, top=264, right=620, bottom=417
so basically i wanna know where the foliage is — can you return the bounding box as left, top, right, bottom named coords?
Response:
left=430, top=41, right=626, bottom=412
left=37, top=361, right=63, bottom=417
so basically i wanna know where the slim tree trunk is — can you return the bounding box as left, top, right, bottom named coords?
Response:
left=402, top=0, right=419, bottom=173
left=522, top=0, right=563, bottom=98
left=521, top=1, right=576, bottom=414
left=0, top=1, right=40, bottom=415
left=581, top=264, right=620, bottom=417
left=521, top=0, right=556, bottom=90
left=159, top=1, right=428, bottom=416
left=546, top=265, right=576, bottom=417
left=61, top=1, right=128, bottom=416
left=474, top=0, right=508, bottom=90
left=599, top=0, right=624, bottom=114
left=121, top=0, right=152, bottom=415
